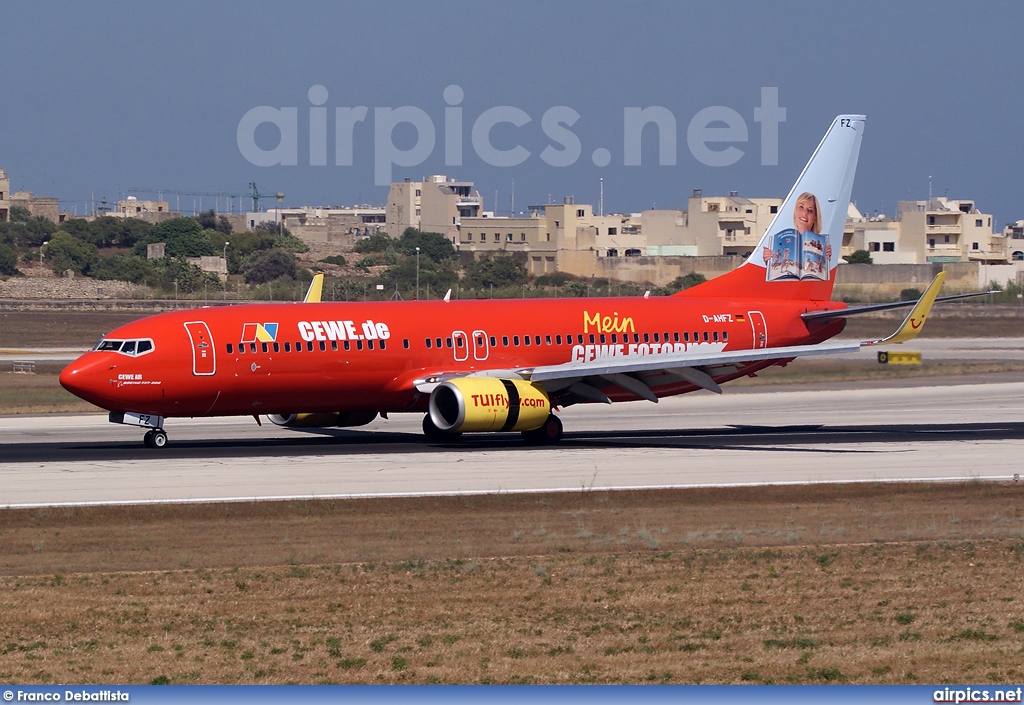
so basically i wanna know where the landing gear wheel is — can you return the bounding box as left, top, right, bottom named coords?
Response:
left=422, top=414, right=449, bottom=442
left=523, top=414, right=563, bottom=445
left=143, top=429, right=168, bottom=449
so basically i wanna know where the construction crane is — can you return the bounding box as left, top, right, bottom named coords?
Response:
left=249, top=182, right=285, bottom=212
left=127, top=187, right=248, bottom=214
left=126, top=185, right=285, bottom=214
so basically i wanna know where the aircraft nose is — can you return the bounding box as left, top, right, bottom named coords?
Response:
left=59, top=354, right=110, bottom=403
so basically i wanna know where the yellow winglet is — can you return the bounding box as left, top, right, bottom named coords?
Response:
left=863, top=271, right=946, bottom=346
left=303, top=273, right=324, bottom=303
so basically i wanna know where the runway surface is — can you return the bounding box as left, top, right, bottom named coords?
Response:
left=2, top=377, right=1022, bottom=508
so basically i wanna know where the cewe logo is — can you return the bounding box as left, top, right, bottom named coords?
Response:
left=241, top=322, right=279, bottom=343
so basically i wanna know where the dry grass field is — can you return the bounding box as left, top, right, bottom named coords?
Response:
left=0, top=484, right=1022, bottom=685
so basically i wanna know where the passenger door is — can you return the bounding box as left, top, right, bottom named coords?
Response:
left=184, top=321, right=216, bottom=375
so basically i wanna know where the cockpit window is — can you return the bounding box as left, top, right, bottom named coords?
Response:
left=93, top=338, right=155, bottom=357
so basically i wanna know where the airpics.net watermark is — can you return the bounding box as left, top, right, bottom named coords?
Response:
left=236, top=86, right=787, bottom=186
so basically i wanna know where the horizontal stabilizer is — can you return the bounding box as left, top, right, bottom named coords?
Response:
left=862, top=272, right=945, bottom=346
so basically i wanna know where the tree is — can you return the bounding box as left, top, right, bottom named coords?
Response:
left=242, top=249, right=299, bottom=284
left=0, top=242, right=18, bottom=275
left=666, top=272, right=707, bottom=292
left=91, top=254, right=154, bottom=283
left=154, top=217, right=215, bottom=258
left=398, top=228, right=457, bottom=264
left=195, top=209, right=232, bottom=235
left=354, top=232, right=394, bottom=254
left=463, top=255, right=527, bottom=289
left=45, top=231, right=99, bottom=275
left=154, top=256, right=221, bottom=293
left=843, top=249, right=873, bottom=264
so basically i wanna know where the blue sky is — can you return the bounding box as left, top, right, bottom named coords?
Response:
left=3, top=1, right=1022, bottom=225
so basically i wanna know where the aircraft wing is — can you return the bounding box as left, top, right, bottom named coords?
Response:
left=411, top=274, right=948, bottom=403
left=518, top=340, right=860, bottom=401
left=411, top=340, right=859, bottom=401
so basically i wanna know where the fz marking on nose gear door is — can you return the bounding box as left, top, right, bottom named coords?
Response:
left=184, top=321, right=216, bottom=375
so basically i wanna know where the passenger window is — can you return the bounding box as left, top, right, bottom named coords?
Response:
left=713, top=331, right=719, bottom=342
left=226, top=343, right=233, bottom=354
left=556, top=335, right=562, bottom=345
left=673, top=332, right=680, bottom=343
left=489, top=336, right=496, bottom=347
left=503, top=336, right=509, bottom=346
left=524, top=336, right=531, bottom=347
left=380, top=340, right=386, bottom=350
left=272, top=342, right=279, bottom=353
left=456, top=338, right=464, bottom=348
left=513, top=336, right=520, bottom=346
left=633, top=333, right=640, bottom=343
left=600, top=334, right=606, bottom=344
left=331, top=340, right=338, bottom=351
left=357, top=340, right=363, bottom=350
left=344, top=341, right=351, bottom=351
left=588, top=334, right=595, bottom=344
left=262, top=343, right=269, bottom=353
left=436, top=338, right=442, bottom=348
left=307, top=341, right=314, bottom=352
left=703, top=331, right=709, bottom=342
left=476, top=336, right=484, bottom=346
left=250, top=343, right=258, bottom=354
left=535, top=336, right=541, bottom=346
left=368, top=340, right=374, bottom=350
left=425, top=338, right=432, bottom=349
left=296, top=341, right=302, bottom=351
left=611, top=334, right=617, bottom=343
left=404, top=339, right=410, bottom=349
left=683, top=332, right=690, bottom=342
left=545, top=335, right=551, bottom=345
left=723, top=331, right=728, bottom=341
left=445, top=337, right=453, bottom=348
left=643, top=333, right=650, bottom=343
left=285, top=342, right=291, bottom=352
left=653, top=333, right=659, bottom=343
left=319, top=341, right=326, bottom=352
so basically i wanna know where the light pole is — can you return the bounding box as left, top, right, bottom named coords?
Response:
left=39, top=241, right=48, bottom=269
left=415, top=246, right=420, bottom=300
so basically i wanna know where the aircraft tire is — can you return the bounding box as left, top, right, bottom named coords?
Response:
left=144, top=429, right=168, bottom=449
left=422, top=414, right=448, bottom=442
left=523, top=414, right=563, bottom=445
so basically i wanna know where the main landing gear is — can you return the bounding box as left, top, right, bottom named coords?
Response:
left=143, top=429, right=168, bottom=449
left=522, top=414, right=563, bottom=445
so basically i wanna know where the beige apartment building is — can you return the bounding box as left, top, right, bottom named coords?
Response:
left=385, top=175, right=483, bottom=243
left=1003, top=220, right=1024, bottom=262
left=0, top=169, right=9, bottom=222
left=114, top=196, right=170, bottom=218
left=895, top=197, right=1002, bottom=263
left=457, top=190, right=784, bottom=278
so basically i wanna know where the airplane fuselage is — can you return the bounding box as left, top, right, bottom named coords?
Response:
left=59, top=295, right=845, bottom=419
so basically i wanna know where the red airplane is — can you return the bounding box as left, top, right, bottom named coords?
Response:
left=58, top=115, right=970, bottom=448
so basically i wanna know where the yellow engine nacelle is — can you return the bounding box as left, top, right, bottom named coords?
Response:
left=267, top=411, right=378, bottom=428
left=428, top=377, right=550, bottom=433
